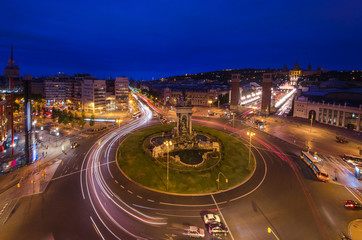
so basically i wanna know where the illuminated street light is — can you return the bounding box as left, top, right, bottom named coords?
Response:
left=247, top=131, right=255, bottom=169
left=116, top=119, right=122, bottom=127
left=267, top=227, right=280, bottom=240
left=231, top=112, right=235, bottom=128
left=216, top=172, right=228, bottom=190
left=163, top=140, right=172, bottom=190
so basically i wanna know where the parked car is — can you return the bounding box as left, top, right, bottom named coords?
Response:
left=344, top=200, right=361, bottom=209
left=203, top=213, right=221, bottom=225
left=183, top=226, right=205, bottom=238
left=207, top=222, right=229, bottom=236
left=71, top=142, right=79, bottom=149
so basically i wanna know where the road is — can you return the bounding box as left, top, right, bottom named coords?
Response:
left=0, top=100, right=361, bottom=239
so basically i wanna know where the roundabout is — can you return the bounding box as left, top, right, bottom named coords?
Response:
left=117, top=124, right=256, bottom=194
left=78, top=101, right=272, bottom=240
left=77, top=100, right=341, bottom=240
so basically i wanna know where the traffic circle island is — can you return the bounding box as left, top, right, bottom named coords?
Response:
left=117, top=124, right=256, bottom=194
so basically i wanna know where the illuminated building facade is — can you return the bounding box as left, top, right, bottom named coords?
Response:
left=82, top=79, right=106, bottom=112
left=115, top=77, right=129, bottom=111
left=163, top=87, right=223, bottom=106
left=0, top=100, right=8, bottom=151
left=293, top=89, right=362, bottom=132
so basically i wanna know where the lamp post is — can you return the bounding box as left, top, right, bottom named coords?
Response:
left=164, top=140, right=172, bottom=190
left=231, top=112, right=235, bottom=128
left=116, top=119, right=122, bottom=127
left=267, top=227, right=280, bottom=240
left=208, top=99, right=213, bottom=115
left=247, top=131, right=255, bottom=169
left=216, top=172, right=228, bottom=190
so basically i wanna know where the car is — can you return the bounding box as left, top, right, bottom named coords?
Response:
left=183, top=226, right=205, bottom=238
left=71, top=142, right=79, bottom=149
left=207, top=222, right=228, bottom=236
left=344, top=200, right=362, bottom=209
left=203, top=213, right=221, bottom=225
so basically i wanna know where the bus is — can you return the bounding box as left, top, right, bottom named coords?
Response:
left=300, top=151, right=329, bottom=182
left=311, top=163, right=329, bottom=182
left=300, top=151, right=319, bottom=167
left=342, top=154, right=362, bottom=166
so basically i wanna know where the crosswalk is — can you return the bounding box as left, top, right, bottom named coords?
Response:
left=318, top=154, right=362, bottom=196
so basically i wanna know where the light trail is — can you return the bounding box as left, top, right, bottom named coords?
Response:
left=193, top=117, right=330, bottom=239
left=80, top=99, right=166, bottom=239
left=275, top=88, right=296, bottom=108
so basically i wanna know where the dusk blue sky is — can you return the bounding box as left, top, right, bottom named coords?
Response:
left=1, top=0, right=361, bottom=80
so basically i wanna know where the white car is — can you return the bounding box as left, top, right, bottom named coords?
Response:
left=203, top=214, right=221, bottom=225
left=183, top=226, right=205, bottom=238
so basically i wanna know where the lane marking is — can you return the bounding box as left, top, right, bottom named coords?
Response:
left=90, top=216, right=105, bottom=240
left=160, top=202, right=216, bottom=207
left=344, top=186, right=362, bottom=203
left=211, top=194, right=234, bottom=240
left=127, top=190, right=133, bottom=194
left=137, top=195, right=143, bottom=199
left=147, top=199, right=155, bottom=203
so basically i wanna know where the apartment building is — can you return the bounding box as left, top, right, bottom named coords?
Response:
left=115, top=77, right=129, bottom=110
left=82, top=79, right=106, bottom=112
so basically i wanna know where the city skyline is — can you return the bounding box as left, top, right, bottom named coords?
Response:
left=1, top=0, right=362, bottom=80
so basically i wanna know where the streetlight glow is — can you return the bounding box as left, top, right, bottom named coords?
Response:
left=163, top=140, right=172, bottom=190
left=247, top=131, right=255, bottom=169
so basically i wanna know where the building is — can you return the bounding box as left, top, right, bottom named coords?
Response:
left=30, top=77, right=44, bottom=95
left=115, top=77, right=129, bottom=111
left=44, top=75, right=67, bottom=104
left=293, top=87, right=362, bottom=132
left=163, top=87, right=225, bottom=106
left=65, top=77, right=83, bottom=109
left=261, top=73, right=272, bottom=115
left=230, top=74, right=241, bottom=108
left=82, top=79, right=106, bottom=112
left=0, top=100, right=8, bottom=151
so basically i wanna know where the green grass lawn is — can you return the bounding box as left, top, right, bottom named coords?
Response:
left=117, top=124, right=254, bottom=194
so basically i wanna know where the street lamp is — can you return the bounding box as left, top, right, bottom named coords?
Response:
left=116, top=119, right=122, bottom=127
left=216, top=172, right=228, bottom=190
left=231, top=112, right=235, bottom=128
left=163, top=140, right=172, bottom=190
left=267, top=227, right=280, bottom=240
left=247, top=131, right=255, bottom=169
left=208, top=99, right=213, bottom=115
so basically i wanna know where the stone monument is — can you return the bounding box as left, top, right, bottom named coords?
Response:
left=173, top=91, right=196, bottom=146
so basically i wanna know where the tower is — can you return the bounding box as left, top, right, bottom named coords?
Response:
left=230, top=73, right=241, bottom=109
left=4, top=44, right=19, bottom=155
left=293, top=61, right=300, bottom=70
left=261, top=73, right=272, bottom=115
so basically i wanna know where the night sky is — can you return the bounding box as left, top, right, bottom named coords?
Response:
left=1, top=0, right=361, bottom=80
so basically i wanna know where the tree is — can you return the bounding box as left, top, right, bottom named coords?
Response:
left=37, top=105, right=41, bottom=115
left=62, top=110, right=70, bottom=125
left=69, top=111, right=74, bottom=122
left=90, top=114, right=95, bottom=127
left=79, top=111, right=86, bottom=129
left=51, top=107, right=57, bottom=120
left=74, top=112, right=79, bottom=121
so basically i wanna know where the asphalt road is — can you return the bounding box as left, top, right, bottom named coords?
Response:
left=0, top=101, right=360, bottom=240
